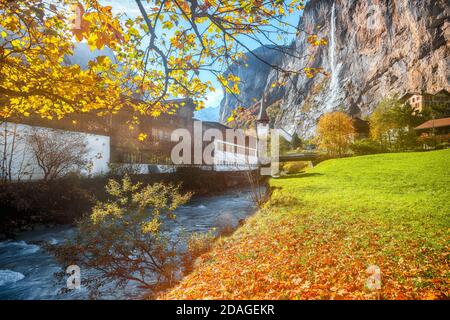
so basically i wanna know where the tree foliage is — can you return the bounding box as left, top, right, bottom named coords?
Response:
left=1, top=0, right=327, bottom=124
left=369, top=98, right=422, bottom=151
left=419, top=103, right=450, bottom=121
left=316, top=111, right=355, bottom=157
left=50, top=175, right=192, bottom=298
left=0, top=0, right=135, bottom=120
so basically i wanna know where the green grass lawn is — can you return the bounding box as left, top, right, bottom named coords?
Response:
left=162, top=150, right=450, bottom=300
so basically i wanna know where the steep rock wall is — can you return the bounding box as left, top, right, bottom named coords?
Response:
left=219, top=0, right=449, bottom=137
left=276, top=0, right=449, bottom=137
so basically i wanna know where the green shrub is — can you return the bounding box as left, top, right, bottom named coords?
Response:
left=419, top=134, right=450, bottom=150
left=435, top=142, right=449, bottom=150
left=183, top=230, right=217, bottom=272
left=282, top=161, right=309, bottom=174
left=350, top=139, right=385, bottom=155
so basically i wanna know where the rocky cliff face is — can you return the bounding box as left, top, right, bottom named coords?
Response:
left=220, top=0, right=449, bottom=137
left=218, top=46, right=287, bottom=122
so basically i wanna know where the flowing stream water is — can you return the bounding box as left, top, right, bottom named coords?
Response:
left=0, top=188, right=258, bottom=300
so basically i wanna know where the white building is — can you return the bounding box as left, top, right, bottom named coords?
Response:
left=0, top=122, right=110, bottom=181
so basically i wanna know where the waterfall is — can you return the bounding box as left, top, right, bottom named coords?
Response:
left=329, top=2, right=337, bottom=81
left=325, top=1, right=343, bottom=111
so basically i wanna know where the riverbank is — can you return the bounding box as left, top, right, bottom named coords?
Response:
left=0, top=188, right=258, bottom=299
left=0, top=169, right=260, bottom=239
left=159, top=150, right=450, bottom=300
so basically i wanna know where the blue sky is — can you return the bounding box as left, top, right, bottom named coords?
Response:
left=99, top=0, right=303, bottom=108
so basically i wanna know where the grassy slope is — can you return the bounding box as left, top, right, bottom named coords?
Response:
left=161, top=150, right=450, bottom=299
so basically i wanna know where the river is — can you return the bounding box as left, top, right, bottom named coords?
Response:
left=0, top=188, right=258, bottom=300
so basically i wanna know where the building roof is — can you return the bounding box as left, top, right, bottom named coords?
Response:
left=414, top=117, right=450, bottom=130
left=434, top=89, right=450, bottom=97
left=399, top=89, right=450, bottom=102
left=202, top=121, right=230, bottom=131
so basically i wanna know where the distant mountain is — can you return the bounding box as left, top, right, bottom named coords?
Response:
left=194, top=106, right=220, bottom=122
left=218, top=45, right=287, bottom=123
